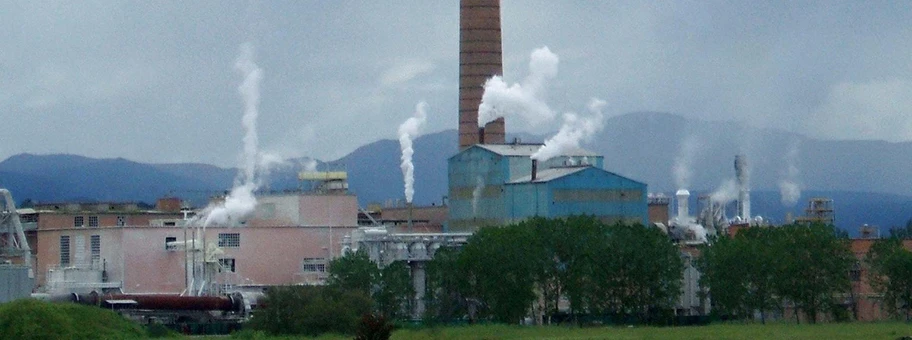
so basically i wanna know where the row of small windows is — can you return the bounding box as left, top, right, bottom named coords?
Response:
left=73, top=216, right=126, bottom=228
left=163, top=233, right=241, bottom=250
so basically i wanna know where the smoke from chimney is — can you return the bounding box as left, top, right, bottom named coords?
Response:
left=197, top=43, right=264, bottom=227
left=530, top=98, right=606, bottom=162
left=673, top=135, right=699, bottom=190
left=778, top=140, right=802, bottom=207
left=398, top=101, right=428, bottom=204
left=478, top=46, right=558, bottom=130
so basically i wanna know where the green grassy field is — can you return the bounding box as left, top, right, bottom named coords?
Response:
left=386, top=323, right=912, bottom=340
left=224, top=322, right=912, bottom=340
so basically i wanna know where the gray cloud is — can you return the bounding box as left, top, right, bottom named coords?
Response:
left=1, top=1, right=910, bottom=167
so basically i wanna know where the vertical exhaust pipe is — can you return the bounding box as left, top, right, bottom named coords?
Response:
left=531, top=160, right=538, bottom=181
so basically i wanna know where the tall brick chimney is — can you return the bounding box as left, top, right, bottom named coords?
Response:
left=459, top=0, right=504, bottom=149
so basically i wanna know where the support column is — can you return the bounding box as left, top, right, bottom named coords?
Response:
left=410, top=261, right=426, bottom=319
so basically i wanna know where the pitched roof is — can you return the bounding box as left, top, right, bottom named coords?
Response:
left=507, top=166, right=589, bottom=183
left=476, top=144, right=599, bottom=157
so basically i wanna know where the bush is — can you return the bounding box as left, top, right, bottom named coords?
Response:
left=355, top=313, right=394, bottom=340
left=0, top=298, right=145, bottom=340
left=247, top=285, right=372, bottom=336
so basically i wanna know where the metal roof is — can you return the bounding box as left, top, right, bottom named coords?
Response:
left=508, top=166, right=589, bottom=183
left=476, top=144, right=599, bottom=157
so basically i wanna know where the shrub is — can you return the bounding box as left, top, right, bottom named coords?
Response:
left=247, top=285, right=372, bottom=336
left=0, top=298, right=145, bottom=340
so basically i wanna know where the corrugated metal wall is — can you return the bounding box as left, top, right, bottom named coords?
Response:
left=0, top=265, right=33, bottom=303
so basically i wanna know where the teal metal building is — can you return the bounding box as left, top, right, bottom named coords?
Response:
left=448, top=144, right=647, bottom=232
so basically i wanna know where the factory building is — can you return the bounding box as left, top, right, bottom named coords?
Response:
left=31, top=184, right=358, bottom=295
left=448, top=143, right=647, bottom=232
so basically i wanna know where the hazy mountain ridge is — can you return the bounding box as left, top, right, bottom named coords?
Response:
left=1, top=113, right=910, bottom=233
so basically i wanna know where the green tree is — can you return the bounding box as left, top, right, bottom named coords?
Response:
left=327, top=250, right=379, bottom=295
left=774, top=223, right=853, bottom=323
left=866, top=237, right=912, bottom=319
left=459, top=223, right=539, bottom=323
left=374, top=261, right=414, bottom=319
left=699, top=227, right=780, bottom=322
left=424, top=246, right=469, bottom=323
left=328, top=250, right=413, bottom=319
left=247, top=285, right=372, bottom=336
left=591, top=222, right=683, bottom=319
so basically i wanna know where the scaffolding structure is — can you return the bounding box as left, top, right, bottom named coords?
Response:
left=795, top=198, right=835, bottom=225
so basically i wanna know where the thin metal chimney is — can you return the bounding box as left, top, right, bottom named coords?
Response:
left=735, top=155, right=750, bottom=220
left=459, top=0, right=504, bottom=149
left=531, top=160, right=538, bottom=181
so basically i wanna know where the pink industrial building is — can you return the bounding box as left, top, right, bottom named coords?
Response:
left=32, top=192, right=358, bottom=294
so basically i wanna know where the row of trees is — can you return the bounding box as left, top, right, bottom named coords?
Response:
left=248, top=251, right=413, bottom=336
left=866, top=236, right=912, bottom=320
left=425, top=216, right=684, bottom=324
left=698, top=223, right=855, bottom=323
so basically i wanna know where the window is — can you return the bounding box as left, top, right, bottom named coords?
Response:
left=218, top=258, right=236, bottom=273
left=74, top=216, right=84, bottom=227
left=302, top=258, right=327, bottom=273
left=218, top=233, right=240, bottom=248
left=165, top=237, right=177, bottom=250
left=116, top=216, right=126, bottom=227
left=88, top=216, right=99, bottom=228
left=90, top=235, right=101, bottom=264
left=60, top=236, right=70, bottom=266
left=163, top=221, right=176, bottom=226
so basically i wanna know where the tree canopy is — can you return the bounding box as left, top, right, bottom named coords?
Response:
left=425, top=216, right=683, bottom=324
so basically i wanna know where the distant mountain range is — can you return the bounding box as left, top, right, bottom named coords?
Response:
left=1, top=112, right=910, bottom=234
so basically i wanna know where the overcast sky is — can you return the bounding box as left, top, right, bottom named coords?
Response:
left=2, top=1, right=910, bottom=167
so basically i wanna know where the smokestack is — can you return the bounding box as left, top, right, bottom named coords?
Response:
left=735, top=155, right=750, bottom=220
left=676, top=189, right=690, bottom=220
left=459, top=0, right=503, bottom=149
left=407, top=202, right=414, bottom=233
left=531, top=159, right=538, bottom=181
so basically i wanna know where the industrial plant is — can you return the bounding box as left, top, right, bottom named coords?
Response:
left=0, top=0, right=906, bottom=333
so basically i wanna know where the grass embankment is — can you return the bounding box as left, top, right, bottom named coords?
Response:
left=0, top=298, right=149, bottom=339
left=387, top=322, right=912, bottom=340
left=223, top=322, right=912, bottom=340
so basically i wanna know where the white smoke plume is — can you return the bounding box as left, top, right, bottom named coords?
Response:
left=778, top=141, right=802, bottom=207
left=300, top=158, right=319, bottom=172
left=472, top=175, right=484, bottom=216
left=478, top=46, right=559, bottom=128
left=398, top=101, right=428, bottom=203
left=709, top=178, right=740, bottom=204
left=531, top=98, right=607, bottom=161
left=690, top=224, right=708, bottom=243
left=673, top=135, right=699, bottom=190
left=196, top=43, right=263, bottom=227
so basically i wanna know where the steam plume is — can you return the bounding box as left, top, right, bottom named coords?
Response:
left=478, top=46, right=558, bottom=128
left=778, top=141, right=802, bottom=207
left=398, top=101, right=428, bottom=203
left=531, top=98, right=606, bottom=161
left=673, top=135, right=698, bottom=190
left=709, top=178, right=739, bottom=204
left=472, top=175, right=484, bottom=216
left=197, top=43, right=263, bottom=227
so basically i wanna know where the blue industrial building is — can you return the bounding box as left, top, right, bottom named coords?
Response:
left=448, top=143, right=647, bottom=232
